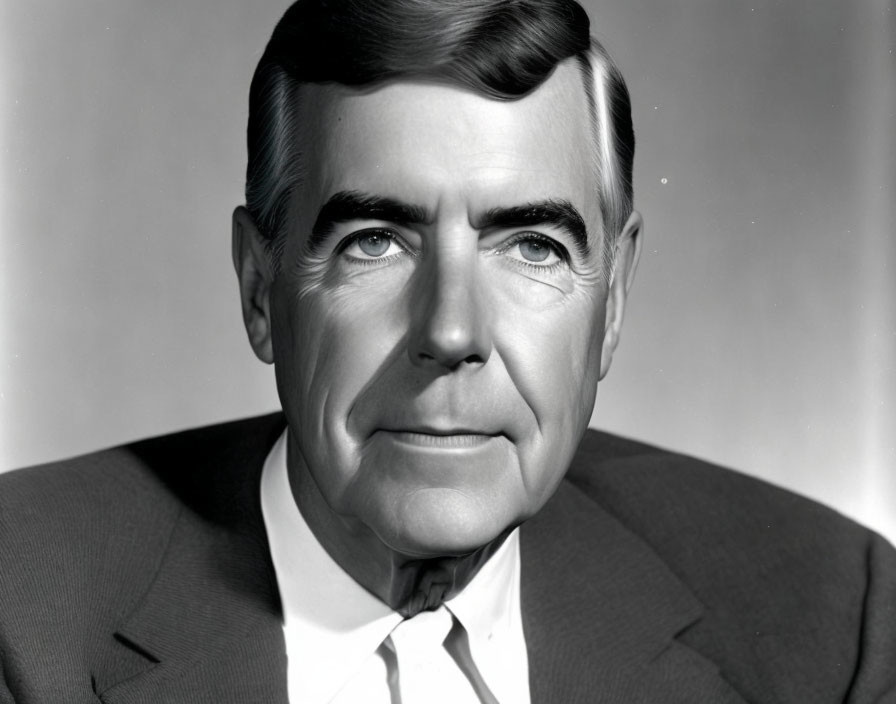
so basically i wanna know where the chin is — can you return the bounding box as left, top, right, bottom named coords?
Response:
left=380, top=488, right=516, bottom=559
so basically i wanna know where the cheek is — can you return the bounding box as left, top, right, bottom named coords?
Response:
left=270, top=273, right=412, bottom=491
left=491, top=278, right=605, bottom=501
left=276, top=271, right=409, bottom=394
left=493, top=275, right=604, bottom=414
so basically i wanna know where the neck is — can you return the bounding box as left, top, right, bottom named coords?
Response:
left=384, top=539, right=509, bottom=617
left=286, top=434, right=509, bottom=617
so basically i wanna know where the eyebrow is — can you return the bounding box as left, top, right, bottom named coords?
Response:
left=310, top=190, right=589, bottom=255
left=310, top=191, right=432, bottom=250
left=475, top=200, right=589, bottom=257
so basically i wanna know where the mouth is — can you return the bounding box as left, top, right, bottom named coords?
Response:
left=375, top=428, right=502, bottom=448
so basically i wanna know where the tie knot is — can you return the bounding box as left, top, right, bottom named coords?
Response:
left=389, top=605, right=454, bottom=654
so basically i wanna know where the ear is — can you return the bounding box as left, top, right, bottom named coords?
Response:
left=232, top=206, right=275, bottom=364
left=599, top=210, right=643, bottom=380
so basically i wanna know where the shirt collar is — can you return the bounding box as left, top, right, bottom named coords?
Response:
left=446, top=529, right=526, bottom=703
left=261, top=430, right=400, bottom=703
left=261, top=429, right=525, bottom=703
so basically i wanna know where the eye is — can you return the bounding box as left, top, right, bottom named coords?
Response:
left=340, top=229, right=406, bottom=260
left=503, top=234, right=564, bottom=267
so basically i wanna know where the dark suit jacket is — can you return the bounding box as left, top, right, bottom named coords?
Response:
left=1, top=413, right=894, bottom=703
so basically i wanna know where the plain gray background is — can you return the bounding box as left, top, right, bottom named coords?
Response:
left=2, top=1, right=894, bottom=543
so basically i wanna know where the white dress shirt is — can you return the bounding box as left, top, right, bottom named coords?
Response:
left=260, top=430, right=531, bottom=703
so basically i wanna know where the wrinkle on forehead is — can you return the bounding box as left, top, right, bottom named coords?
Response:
left=297, top=59, right=598, bottom=228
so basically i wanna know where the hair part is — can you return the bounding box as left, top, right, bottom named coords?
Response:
left=245, top=0, right=635, bottom=279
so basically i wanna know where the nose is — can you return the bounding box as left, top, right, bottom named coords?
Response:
left=407, top=242, right=492, bottom=370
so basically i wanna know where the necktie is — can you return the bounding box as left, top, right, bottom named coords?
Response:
left=387, top=606, right=481, bottom=703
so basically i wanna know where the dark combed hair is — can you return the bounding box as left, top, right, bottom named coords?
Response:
left=246, top=0, right=634, bottom=273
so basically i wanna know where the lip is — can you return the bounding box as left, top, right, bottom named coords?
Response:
left=375, top=429, right=501, bottom=448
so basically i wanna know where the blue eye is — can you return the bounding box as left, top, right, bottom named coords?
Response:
left=341, top=229, right=406, bottom=260
left=518, top=239, right=551, bottom=262
left=357, top=232, right=390, bottom=257
left=504, top=235, right=563, bottom=267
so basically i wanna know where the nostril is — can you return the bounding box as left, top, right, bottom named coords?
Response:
left=459, top=353, right=485, bottom=366
left=439, top=352, right=487, bottom=372
left=411, top=336, right=489, bottom=370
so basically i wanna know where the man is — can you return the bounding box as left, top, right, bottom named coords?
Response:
left=1, top=1, right=894, bottom=702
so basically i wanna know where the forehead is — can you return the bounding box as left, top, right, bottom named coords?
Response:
left=298, top=59, right=597, bottom=227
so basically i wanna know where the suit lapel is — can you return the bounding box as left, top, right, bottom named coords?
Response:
left=521, top=481, right=748, bottom=704
left=98, top=510, right=288, bottom=703
left=98, top=414, right=290, bottom=704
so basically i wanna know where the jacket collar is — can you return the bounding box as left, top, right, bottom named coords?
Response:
left=101, top=416, right=745, bottom=703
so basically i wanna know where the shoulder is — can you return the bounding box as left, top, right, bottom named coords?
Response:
left=567, top=428, right=886, bottom=581
left=566, top=429, right=896, bottom=700
left=568, top=428, right=877, bottom=555
left=1, top=411, right=286, bottom=502
left=0, top=413, right=285, bottom=635
left=0, top=412, right=285, bottom=537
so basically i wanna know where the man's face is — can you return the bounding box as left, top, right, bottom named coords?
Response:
left=266, top=60, right=617, bottom=558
